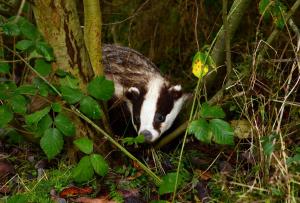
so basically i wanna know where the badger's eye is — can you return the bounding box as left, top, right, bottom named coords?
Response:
left=155, top=113, right=165, bottom=123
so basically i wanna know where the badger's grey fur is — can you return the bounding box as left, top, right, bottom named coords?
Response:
left=103, top=44, right=189, bottom=143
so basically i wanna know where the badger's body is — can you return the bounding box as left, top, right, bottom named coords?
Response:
left=102, top=44, right=189, bottom=143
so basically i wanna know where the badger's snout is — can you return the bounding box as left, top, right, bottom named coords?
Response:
left=140, top=130, right=154, bottom=143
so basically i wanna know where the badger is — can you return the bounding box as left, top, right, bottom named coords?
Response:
left=102, top=44, right=189, bottom=143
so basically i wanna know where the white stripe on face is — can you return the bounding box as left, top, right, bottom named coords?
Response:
left=138, top=77, right=164, bottom=142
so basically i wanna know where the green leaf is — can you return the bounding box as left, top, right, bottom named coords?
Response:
left=87, top=76, right=114, bottom=101
left=60, top=86, right=83, bottom=104
left=34, top=59, right=52, bottom=77
left=209, top=119, right=234, bottom=145
left=8, top=95, right=27, bottom=114
left=0, top=105, right=13, bottom=128
left=0, top=62, right=11, bottom=73
left=54, top=113, right=75, bottom=137
left=158, top=172, right=183, bottom=195
left=72, top=156, right=94, bottom=183
left=15, top=85, right=37, bottom=95
left=200, top=103, right=225, bottom=119
left=286, top=154, right=300, bottom=166
left=17, top=17, right=40, bottom=40
left=33, top=77, right=52, bottom=97
left=90, top=153, right=109, bottom=176
left=15, top=40, right=34, bottom=51
left=1, top=22, right=20, bottom=36
left=6, top=130, right=25, bottom=144
left=40, top=128, right=64, bottom=160
left=25, top=106, right=51, bottom=125
left=261, top=134, right=276, bottom=156
left=79, top=96, right=102, bottom=119
left=188, top=118, right=211, bottom=143
left=59, top=75, right=79, bottom=89
left=0, top=82, right=17, bottom=99
left=36, top=114, right=52, bottom=137
left=122, top=134, right=145, bottom=145
left=52, top=102, right=62, bottom=113
left=73, top=137, right=93, bottom=154
left=259, top=0, right=271, bottom=19
left=35, top=41, right=54, bottom=61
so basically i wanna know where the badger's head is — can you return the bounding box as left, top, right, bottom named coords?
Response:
left=124, top=77, right=189, bottom=143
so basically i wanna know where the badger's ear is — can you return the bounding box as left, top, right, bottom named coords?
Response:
left=168, top=85, right=183, bottom=100
left=125, top=87, right=140, bottom=101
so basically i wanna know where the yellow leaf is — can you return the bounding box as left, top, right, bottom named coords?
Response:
left=192, top=59, right=209, bottom=79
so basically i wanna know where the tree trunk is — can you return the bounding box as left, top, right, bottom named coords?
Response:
left=32, top=0, right=93, bottom=87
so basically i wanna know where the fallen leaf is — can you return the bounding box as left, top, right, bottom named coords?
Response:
left=71, top=196, right=117, bottom=203
left=195, top=169, right=212, bottom=181
left=0, top=161, right=15, bottom=179
left=59, top=186, right=93, bottom=198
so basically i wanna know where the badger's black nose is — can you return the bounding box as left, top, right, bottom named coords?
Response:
left=140, top=130, right=152, bottom=143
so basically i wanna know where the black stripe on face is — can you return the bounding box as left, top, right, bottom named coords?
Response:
left=125, top=87, right=146, bottom=131
left=153, top=85, right=176, bottom=132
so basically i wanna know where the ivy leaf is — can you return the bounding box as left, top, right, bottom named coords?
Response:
left=34, top=59, right=52, bottom=77
left=200, top=103, right=225, bottom=119
left=54, top=113, right=75, bottom=137
left=188, top=118, right=211, bottom=143
left=0, top=105, right=13, bottom=128
left=209, top=119, right=234, bottom=145
left=15, top=40, right=34, bottom=51
left=73, top=137, right=93, bottom=154
left=8, top=95, right=27, bottom=114
left=72, top=156, right=94, bottom=183
left=90, top=153, right=109, bottom=176
left=158, top=172, right=183, bottom=195
left=60, top=86, right=83, bottom=104
left=25, top=106, right=51, bottom=125
left=35, top=41, right=54, bottom=61
left=79, top=96, right=102, bottom=119
left=40, top=128, right=64, bottom=160
left=87, top=76, right=114, bottom=101
left=0, top=62, right=11, bottom=73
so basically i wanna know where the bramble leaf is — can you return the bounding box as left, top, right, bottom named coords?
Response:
left=60, top=86, right=83, bottom=104
left=158, top=172, right=183, bottom=195
left=54, top=113, right=75, bottom=137
left=188, top=118, right=211, bottom=143
left=90, top=154, right=109, bottom=176
left=25, top=106, right=51, bottom=125
left=200, top=103, right=225, bottom=119
left=73, top=137, right=93, bottom=154
left=34, top=59, right=52, bottom=77
left=209, top=119, right=234, bottom=145
left=87, top=76, right=114, bottom=101
left=40, top=128, right=64, bottom=160
left=79, top=96, right=102, bottom=119
left=0, top=105, right=13, bottom=128
left=72, top=156, right=94, bottom=183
